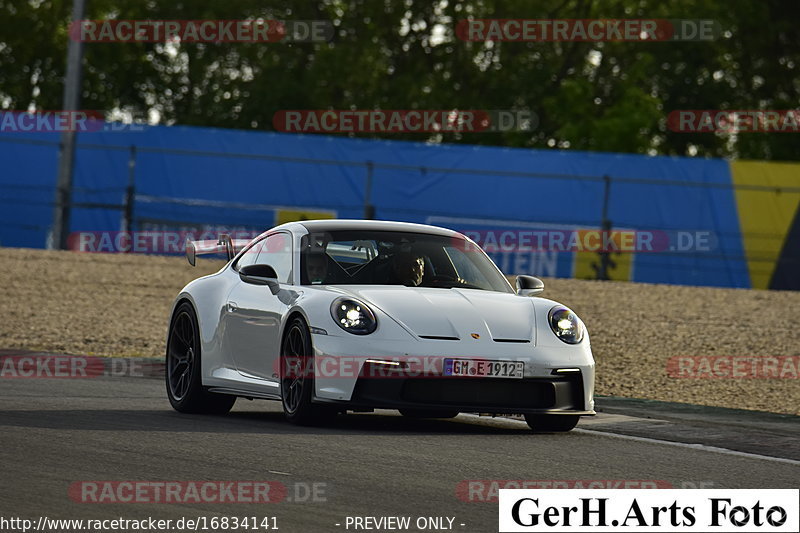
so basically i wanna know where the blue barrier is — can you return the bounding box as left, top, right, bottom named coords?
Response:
left=0, top=124, right=748, bottom=287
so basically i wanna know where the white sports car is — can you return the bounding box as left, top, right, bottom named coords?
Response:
left=166, top=220, right=595, bottom=432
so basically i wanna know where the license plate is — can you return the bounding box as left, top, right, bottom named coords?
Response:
left=443, top=359, right=524, bottom=379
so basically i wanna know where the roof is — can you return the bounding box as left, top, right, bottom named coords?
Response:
left=281, top=219, right=460, bottom=237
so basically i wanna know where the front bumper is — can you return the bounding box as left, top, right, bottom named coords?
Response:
left=315, top=360, right=594, bottom=416
left=311, top=332, right=596, bottom=414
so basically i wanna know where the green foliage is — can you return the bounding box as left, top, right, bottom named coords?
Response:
left=1, top=0, right=797, bottom=160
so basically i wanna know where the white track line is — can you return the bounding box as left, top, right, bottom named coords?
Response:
left=574, top=428, right=800, bottom=466
left=460, top=414, right=800, bottom=466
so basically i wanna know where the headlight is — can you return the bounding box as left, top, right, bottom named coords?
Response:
left=548, top=306, right=584, bottom=344
left=331, top=298, right=377, bottom=335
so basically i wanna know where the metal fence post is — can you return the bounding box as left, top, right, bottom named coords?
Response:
left=595, top=174, right=614, bottom=280
left=50, top=0, right=86, bottom=249
left=121, top=145, right=136, bottom=241
left=363, top=160, right=375, bottom=219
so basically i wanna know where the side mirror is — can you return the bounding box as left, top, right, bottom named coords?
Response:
left=239, top=264, right=280, bottom=295
left=516, top=275, right=544, bottom=297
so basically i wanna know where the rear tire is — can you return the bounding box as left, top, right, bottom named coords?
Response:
left=166, top=302, right=236, bottom=414
left=280, top=316, right=335, bottom=425
left=399, top=409, right=459, bottom=419
left=524, top=414, right=580, bottom=433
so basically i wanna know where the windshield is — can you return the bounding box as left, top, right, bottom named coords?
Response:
left=300, top=230, right=512, bottom=292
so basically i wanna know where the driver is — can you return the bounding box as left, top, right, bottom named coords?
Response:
left=305, top=252, right=328, bottom=284
left=392, top=252, right=424, bottom=286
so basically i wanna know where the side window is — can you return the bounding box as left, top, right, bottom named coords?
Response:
left=235, top=238, right=264, bottom=270
left=257, top=233, right=293, bottom=284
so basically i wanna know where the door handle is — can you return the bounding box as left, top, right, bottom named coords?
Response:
left=226, top=302, right=239, bottom=313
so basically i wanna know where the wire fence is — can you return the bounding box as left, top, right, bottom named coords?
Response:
left=0, top=134, right=798, bottom=284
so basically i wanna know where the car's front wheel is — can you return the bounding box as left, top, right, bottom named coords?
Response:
left=280, top=316, right=335, bottom=425
left=524, top=414, right=580, bottom=433
left=166, top=302, right=236, bottom=414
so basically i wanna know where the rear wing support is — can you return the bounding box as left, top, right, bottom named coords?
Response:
left=185, top=233, right=249, bottom=266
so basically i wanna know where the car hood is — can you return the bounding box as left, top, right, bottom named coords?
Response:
left=334, top=286, right=536, bottom=342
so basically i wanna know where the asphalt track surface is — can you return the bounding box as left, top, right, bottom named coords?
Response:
left=1, top=374, right=798, bottom=533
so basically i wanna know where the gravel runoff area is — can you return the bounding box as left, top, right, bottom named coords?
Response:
left=1, top=247, right=798, bottom=415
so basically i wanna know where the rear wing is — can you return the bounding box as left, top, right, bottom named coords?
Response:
left=185, top=234, right=251, bottom=266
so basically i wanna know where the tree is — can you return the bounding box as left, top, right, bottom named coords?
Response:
left=1, top=0, right=798, bottom=160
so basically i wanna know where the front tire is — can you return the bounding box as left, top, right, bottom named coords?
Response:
left=524, top=414, right=580, bottom=433
left=280, top=316, right=334, bottom=425
left=166, top=302, right=235, bottom=414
